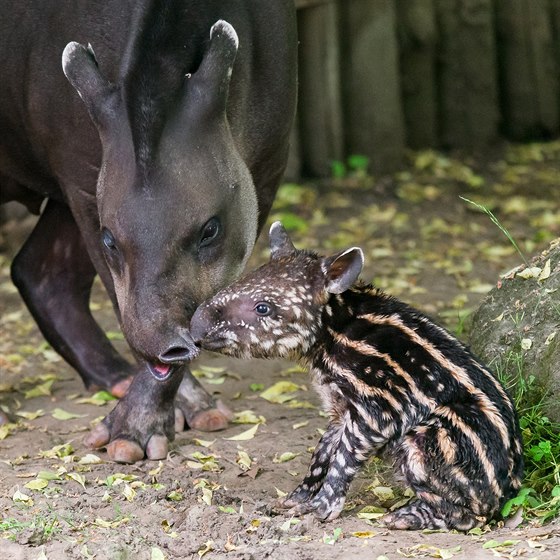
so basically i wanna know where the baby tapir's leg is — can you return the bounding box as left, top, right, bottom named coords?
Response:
left=288, top=412, right=381, bottom=521
left=281, top=421, right=344, bottom=507
left=384, top=418, right=492, bottom=530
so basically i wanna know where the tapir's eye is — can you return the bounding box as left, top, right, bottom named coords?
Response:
left=199, top=217, right=221, bottom=248
left=254, top=302, right=272, bottom=317
left=102, top=228, right=117, bottom=251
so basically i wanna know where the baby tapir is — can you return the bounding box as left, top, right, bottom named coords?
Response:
left=190, top=222, right=524, bottom=530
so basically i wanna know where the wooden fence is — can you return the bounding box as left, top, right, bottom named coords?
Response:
left=288, top=0, right=560, bottom=178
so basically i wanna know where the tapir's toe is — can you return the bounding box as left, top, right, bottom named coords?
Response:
left=107, top=439, right=145, bottom=464
left=84, top=422, right=110, bottom=449
left=146, top=434, right=168, bottom=460
left=0, top=411, right=10, bottom=426
left=187, top=401, right=231, bottom=432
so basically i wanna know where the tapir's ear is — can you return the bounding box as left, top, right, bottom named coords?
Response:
left=322, top=248, right=364, bottom=294
left=62, top=42, right=115, bottom=128
left=269, top=221, right=297, bottom=260
left=185, top=20, right=238, bottom=121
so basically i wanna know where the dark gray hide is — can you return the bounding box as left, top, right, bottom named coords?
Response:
left=0, top=0, right=297, bottom=461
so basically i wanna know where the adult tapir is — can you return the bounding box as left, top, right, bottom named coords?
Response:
left=0, top=0, right=297, bottom=462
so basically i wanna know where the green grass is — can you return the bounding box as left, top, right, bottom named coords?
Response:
left=460, top=196, right=560, bottom=523
left=0, top=513, right=60, bottom=543
left=496, top=354, right=560, bottom=523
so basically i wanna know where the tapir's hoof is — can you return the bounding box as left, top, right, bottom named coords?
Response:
left=145, top=434, right=168, bottom=460
left=0, top=411, right=10, bottom=426
left=110, top=377, right=133, bottom=398
left=84, top=422, right=111, bottom=449
left=107, top=439, right=145, bottom=463
left=187, top=400, right=232, bottom=431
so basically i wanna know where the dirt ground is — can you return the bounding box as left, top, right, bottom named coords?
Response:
left=1, top=144, right=559, bottom=559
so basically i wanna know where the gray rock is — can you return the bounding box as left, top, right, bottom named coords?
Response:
left=470, top=239, right=560, bottom=422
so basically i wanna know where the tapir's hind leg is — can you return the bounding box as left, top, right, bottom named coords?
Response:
left=10, top=199, right=133, bottom=394
left=383, top=419, right=489, bottom=531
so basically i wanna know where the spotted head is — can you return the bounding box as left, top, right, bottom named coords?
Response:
left=190, top=221, right=364, bottom=360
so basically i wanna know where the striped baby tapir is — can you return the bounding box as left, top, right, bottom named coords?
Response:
left=190, top=222, right=524, bottom=530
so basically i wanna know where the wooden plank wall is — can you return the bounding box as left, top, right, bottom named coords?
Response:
left=288, top=0, right=560, bottom=179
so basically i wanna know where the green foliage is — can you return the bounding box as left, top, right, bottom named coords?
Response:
left=460, top=196, right=529, bottom=267
left=0, top=513, right=60, bottom=543
left=331, top=155, right=370, bottom=179
left=493, top=337, right=559, bottom=523
left=465, top=197, right=560, bottom=523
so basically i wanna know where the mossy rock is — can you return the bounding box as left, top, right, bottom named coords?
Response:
left=470, top=239, right=560, bottom=422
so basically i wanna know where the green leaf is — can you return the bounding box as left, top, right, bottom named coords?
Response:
left=52, top=408, right=87, bottom=420
left=24, top=478, right=49, bottom=490
left=76, top=391, right=116, bottom=406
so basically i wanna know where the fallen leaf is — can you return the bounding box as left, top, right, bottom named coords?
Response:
left=192, top=438, right=216, bottom=448
left=280, top=518, right=300, bottom=531
left=78, top=453, right=102, bottom=465
left=273, top=452, right=300, bottom=463
left=322, top=527, right=343, bottom=545
left=521, top=338, right=533, bottom=350
left=24, top=379, right=55, bottom=399
left=16, top=409, right=44, bottom=420
left=52, top=408, right=87, bottom=420
left=38, top=442, right=74, bottom=459
left=166, top=490, right=183, bottom=502
left=232, top=410, right=266, bottom=424
left=37, top=470, right=61, bottom=481
left=24, top=478, right=49, bottom=490
left=236, top=450, right=252, bottom=471
left=516, top=267, right=541, bottom=279
left=482, top=539, right=520, bottom=549
left=352, top=531, right=377, bottom=538
left=372, top=486, right=395, bottom=502
left=122, top=483, right=136, bottom=502
left=260, top=381, right=303, bottom=403
left=0, top=423, right=18, bottom=440
left=13, top=489, right=34, bottom=505
left=538, top=259, right=551, bottom=281
left=545, top=332, right=557, bottom=345
left=292, top=420, right=309, bottom=430
left=224, top=424, right=259, bottom=441
left=75, top=391, right=116, bottom=406
left=197, top=541, right=214, bottom=558
left=66, top=472, right=86, bottom=490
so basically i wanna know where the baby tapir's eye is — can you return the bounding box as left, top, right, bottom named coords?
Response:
left=254, top=302, right=273, bottom=317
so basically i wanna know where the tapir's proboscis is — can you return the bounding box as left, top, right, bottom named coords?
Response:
left=0, top=0, right=297, bottom=463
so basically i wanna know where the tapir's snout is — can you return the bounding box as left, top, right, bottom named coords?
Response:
left=190, top=304, right=216, bottom=345
left=158, top=328, right=200, bottom=363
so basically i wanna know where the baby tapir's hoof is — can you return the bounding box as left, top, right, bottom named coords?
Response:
left=381, top=500, right=481, bottom=531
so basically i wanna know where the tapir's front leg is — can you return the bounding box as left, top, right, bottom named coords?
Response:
left=289, top=412, right=381, bottom=521
left=10, top=199, right=133, bottom=395
left=279, top=421, right=344, bottom=508
left=86, top=366, right=182, bottom=462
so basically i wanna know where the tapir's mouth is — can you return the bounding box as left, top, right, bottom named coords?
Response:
left=147, top=362, right=176, bottom=382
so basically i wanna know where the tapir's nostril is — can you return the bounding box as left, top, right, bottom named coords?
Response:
left=158, top=338, right=199, bottom=364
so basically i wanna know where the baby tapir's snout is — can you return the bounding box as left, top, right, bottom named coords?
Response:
left=190, top=304, right=218, bottom=345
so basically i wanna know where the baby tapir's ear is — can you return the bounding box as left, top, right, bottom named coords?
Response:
left=269, top=221, right=297, bottom=259
left=322, top=247, right=364, bottom=294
